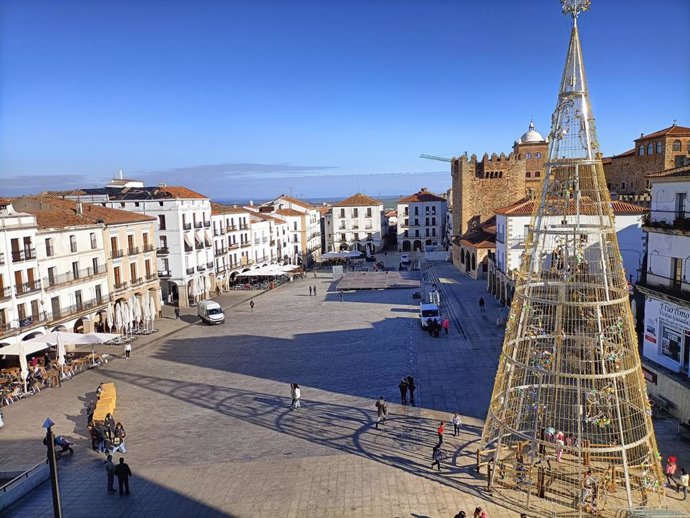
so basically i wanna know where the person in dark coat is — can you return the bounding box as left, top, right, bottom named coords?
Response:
left=86, top=401, right=95, bottom=425
left=105, top=413, right=116, bottom=441
left=479, top=297, right=485, bottom=312
left=375, top=396, right=387, bottom=429
left=398, top=377, right=408, bottom=405
left=113, top=457, right=132, bottom=495
left=104, top=455, right=116, bottom=494
left=407, top=376, right=416, bottom=406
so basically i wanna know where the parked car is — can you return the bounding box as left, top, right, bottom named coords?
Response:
left=400, top=253, right=411, bottom=264
left=197, top=300, right=225, bottom=324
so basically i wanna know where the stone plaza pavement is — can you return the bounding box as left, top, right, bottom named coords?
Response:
left=2, top=255, right=690, bottom=517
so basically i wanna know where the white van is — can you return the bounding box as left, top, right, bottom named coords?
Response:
left=197, top=300, right=225, bottom=325
left=419, top=303, right=440, bottom=329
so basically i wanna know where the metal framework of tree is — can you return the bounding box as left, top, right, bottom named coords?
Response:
left=479, top=1, right=665, bottom=515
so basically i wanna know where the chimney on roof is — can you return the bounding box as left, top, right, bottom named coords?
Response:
left=249, top=200, right=254, bottom=206
left=76, top=202, right=83, bottom=215
left=119, top=169, right=124, bottom=180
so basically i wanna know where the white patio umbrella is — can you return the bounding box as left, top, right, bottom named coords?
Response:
left=26, top=330, right=120, bottom=366
left=133, top=296, right=142, bottom=331
left=106, top=302, right=114, bottom=333
left=1, top=339, right=52, bottom=392
left=141, top=294, right=150, bottom=332
left=148, top=296, right=156, bottom=330
left=122, top=300, right=130, bottom=337
left=114, top=302, right=123, bottom=334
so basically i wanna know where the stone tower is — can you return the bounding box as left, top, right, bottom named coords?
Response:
left=479, top=1, right=664, bottom=515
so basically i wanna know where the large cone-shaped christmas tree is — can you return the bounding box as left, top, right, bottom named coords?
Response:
left=479, top=1, right=664, bottom=515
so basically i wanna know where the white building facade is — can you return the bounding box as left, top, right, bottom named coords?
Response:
left=261, top=195, right=321, bottom=265
left=330, top=193, right=384, bottom=255
left=397, top=188, right=447, bottom=252
left=637, top=165, right=690, bottom=421
left=65, top=181, right=212, bottom=307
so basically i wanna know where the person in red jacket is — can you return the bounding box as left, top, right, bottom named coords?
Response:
left=437, top=421, right=445, bottom=446
left=442, top=317, right=450, bottom=335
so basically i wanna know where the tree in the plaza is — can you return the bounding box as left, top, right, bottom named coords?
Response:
left=479, top=1, right=664, bottom=515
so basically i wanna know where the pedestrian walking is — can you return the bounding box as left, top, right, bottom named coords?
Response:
left=398, top=377, right=408, bottom=405
left=442, top=317, right=450, bottom=335
left=452, top=413, right=462, bottom=436
left=104, top=455, right=116, bottom=494
left=433, top=319, right=440, bottom=338
left=431, top=445, right=443, bottom=471
left=340, top=291, right=344, bottom=302
left=309, top=286, right=313, bottom=296
left=104, top=413, right=116, bottom=441
left=427, top=319, right=434, bottom=337
left=250, top=300, right=255, bottom=311
left=437, top=421, right=445, bottom=446
left=479, top=297, right=485, bottom=312
left=679, top=468, right=688, bottom=499
left=86, top=400, right=95, bottom=425
left=289, top=383, right=296, bottom=409
left=124, top=342, right=131, bottom=359
left=375, top=396, right=387, bottom=429
left=407, top=376, right=416, bottom=406
left=313, top=285, right=317, bottom=296
left=666, top=456, right=678, bottom=489
left=290, top=383, right=301, bottom=409
left=113, top=457, right=132, bottom=496
left=174, top=307, right=180, bottom=319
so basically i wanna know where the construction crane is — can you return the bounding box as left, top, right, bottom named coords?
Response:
left=419, top=154, right=453, bottom=162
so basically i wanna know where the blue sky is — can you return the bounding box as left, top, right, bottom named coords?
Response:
left=1, top=0, right=689, bottom=200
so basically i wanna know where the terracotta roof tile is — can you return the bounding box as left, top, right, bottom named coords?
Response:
left=159, top=186, right=208, bottom=199
left=275, top=208, right=303, bottom=217
left=334, top=193, right=383, bottom=207
left=494, top=197, right=647, bottom=216
left=398, top=188, right=445, bottom=203
left=276, top=195, right=316, bottom=209
left=646, top=163, right=690, bottom=179
left=211, top=203, right=250, bottom=215
left=249, top=212, right=286, bottom=225
left=635, top=124, right=690, bottom=141
left=11, top=196, right=156, bottom=228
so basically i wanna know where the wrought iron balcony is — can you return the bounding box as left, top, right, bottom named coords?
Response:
left=156, top=247, right=169, bottom=255
left=11, top=248, right=36, bottom=262
left=143, top=244, right=155, bottom=253
left=0, top=286, right=12, bottom=301
left=16, top=280, right=41, bottom=296
left=183, top=222, right=192, bottom=230
left=194, top=221, right=203, bottom=229
left=111, top=249, right=125, bottom=259
left=128, top=246, right=140, bottom=256
left=158, top=270, right=171, bottom=278
left=44, top=266, right=106, bottom=290
left=186, top=267, right=195, bottom=275
left=203, top=221, right=211, bottom=228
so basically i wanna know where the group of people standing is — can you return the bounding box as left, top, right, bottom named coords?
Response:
left=426, top=317, right=449, bottom=338
left=665, top=455, right=689, bottom=500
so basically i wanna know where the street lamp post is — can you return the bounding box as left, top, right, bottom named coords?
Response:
left=42, top=417, right=62, bottom=518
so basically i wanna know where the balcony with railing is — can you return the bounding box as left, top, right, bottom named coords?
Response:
left=228, top=243, right=239, bottom=250
left=158, top=270, right=171, bottom=278
left=239, top=224, right=249, bottom=230
left=217, top=264, right=226, bottom=273
left=228, top=224, right=238, bottom=231
left=156, top=246, right=169, bottom=255
left=131, top=277, right=144, bottom=287
left=44, top=266, right=106, bottom=290
left=186, top=267, right=195, bottom=275
left=16, top=280, right=41, bottom=297
left=194, top=221, right=203, bottom=229
left=11, top=248, right=36, bottom=262
left=197, top=265, right=206, bottom=272
left=183, top=222, right=192, bottom=230
left=206, top=261, right=214, bottom=269
left=637, top=272, right=690, bottom=303
left=215, top=247, right=228, bottom=257
left=644, top=211, right=690, bottom=235
left=127, top=246, right=140, bottom=256
left=240, top=241, right=251, bottom=248
left=0, top=286, right=12, bottom=302
left=203, top=220, right=211, bottom=228
left=0, top=312, right=51, bottom=339
left=49, top=298, right=108, bottom=324
left=0, top=252, right=5, bottom=265
left=111, top=249, right=125, bottom=259
left=145, top=272, right=158, bottom=281
left=184, top=244, right=194, bottom=253
left=114, top=281, right=129, bottom=292
left=143, top=244, right=155, bottom=253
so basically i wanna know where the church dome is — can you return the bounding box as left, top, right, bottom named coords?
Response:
left=519, top=121, right=545, bottom=143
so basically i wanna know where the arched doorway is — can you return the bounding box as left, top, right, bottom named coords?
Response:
left=413, top=240, right=422, bottom=251
left=471, top=253, right=476, bottom=271
left=186, top=280, right=195, bottom=306
left=73, top=318, right=84, bottom=333
left=402, top=241, right=411, bottom=252
left=465, top=250, right=470, bottom=272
